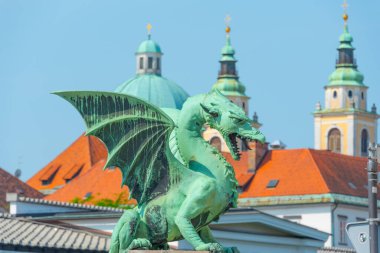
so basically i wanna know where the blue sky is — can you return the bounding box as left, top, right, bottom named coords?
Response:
left=1, top=0, right=379, bottom=180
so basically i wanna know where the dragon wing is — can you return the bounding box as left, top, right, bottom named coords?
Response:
left=54, top=91, right=177, bottom=205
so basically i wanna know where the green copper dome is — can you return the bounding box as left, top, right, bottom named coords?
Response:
left=328, top=68, right=364, bottom=86
left=118, top=34, right=189, bottom=109
left=115, top=74, right=189, bottom=109
left=136, top=37, right=162, bottom=54
left=212, top=78, right=245, bottom=96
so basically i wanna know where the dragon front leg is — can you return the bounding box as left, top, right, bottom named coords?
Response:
left=199, top=226, right=240, bottom=253
left=175, top=181, right=223, bottom=252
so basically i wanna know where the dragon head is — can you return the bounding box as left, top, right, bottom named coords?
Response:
left=201, top=90, right=265, bottom=160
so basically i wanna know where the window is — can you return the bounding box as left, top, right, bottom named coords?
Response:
left=348, top=90, right=353, bottom=98
left=361, top=92, right=364, bottom=100
left=242, top=102, right=245, bottom=110
left=139, top=57, right=144, bottom=69
left=64, top=165, right=83, bottom=184
left=148, top=57, right=153, bottom=69
left=333, top=91, right=337, bottom=98
left=221, top=63, right=228, bottom=74
left=210, top=137, right=222, bottom=151
left=338, top=215, right=348, bottom=245
left=266, top=179, right=279, bottom=188
left=156, top=58, right=160, bottom=70
left=328, top=128, right=341, bottom=153
left=361, top=129, right=369, bottom=156
left=84, top=192, right=92, bottom=200
left=41, top=166, right=61, bottom=185
left=227, top=62, right=235, bottom=75
left=339, top=50, right=353, bottom=64
left=221, top=62, right=235, bottom=75
left=348, top=182, right=357, bottom=189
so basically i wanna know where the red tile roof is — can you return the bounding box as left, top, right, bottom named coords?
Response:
left=0, top=168, right=43, bottom=211
left=27, top=135, right=107, bottom=192
left=45, top=159, right=136, bottom=206
left=32, top=132, right=376, bottom=207
left=309, top=149, right=371, bottom=198
left=222, top=152, right=254, bottom=188
left=240, top=149, right=378, bottom=199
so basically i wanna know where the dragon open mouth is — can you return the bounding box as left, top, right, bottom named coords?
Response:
left=227, top=133, right=252, bottom=160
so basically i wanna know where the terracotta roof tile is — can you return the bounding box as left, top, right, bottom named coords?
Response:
left=241, top=149, right=325, bottom=198
left=31, top=133, right=377, bottom=206
left=222, top=152, right=254, bottom=187
left=27, top=135, right=107, bottom=192
left=0, top=168, right=43, bottom=211
left=240, top=148, right=379, bottom=199
left=309, top=149, right=375, bottom=198
left=236, top=174, right=254, bottom=188
left=45, top=159, right=136, bottom=206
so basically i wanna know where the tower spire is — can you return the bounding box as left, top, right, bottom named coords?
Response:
left=218, top=15, right=237, bottom=77
left=212, top=15, right=247, bottom=108
left=336, top=1, right=355, bottom=67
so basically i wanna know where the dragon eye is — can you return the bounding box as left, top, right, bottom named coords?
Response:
left=210, top=112, right=219, bottom=118
left=233, top=118, right=245, bottom=124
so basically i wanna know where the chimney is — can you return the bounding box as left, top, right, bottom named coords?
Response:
left=247, top=141, right=268, bottom=173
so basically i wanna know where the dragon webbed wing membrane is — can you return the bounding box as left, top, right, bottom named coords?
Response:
left=55, top=91, right=176, bottom=205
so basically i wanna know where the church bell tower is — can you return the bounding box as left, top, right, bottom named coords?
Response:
left=314, top=8, right=379, bottom=157
left=203, top=17, right=262, bottom=154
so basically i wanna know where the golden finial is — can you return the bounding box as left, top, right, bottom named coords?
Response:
left=146, top=23, right=152, bottom=38
left=225, top=15, right=231, bottom=34
left=342, top=0, right=349, bottom=24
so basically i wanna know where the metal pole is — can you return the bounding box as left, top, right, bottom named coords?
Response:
left=368, top=142, right=378, bottom=253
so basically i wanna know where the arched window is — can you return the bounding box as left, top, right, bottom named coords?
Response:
left=139, top=57, right=144, bottom=69
left=361, top=92, right=364, bottom=100
left=210, top=136, right=222, bottom=151
left=328, top=128, right=341, bottom=153
left=361, top=129, right=369, bottom=156
left=333, top=91, right=337, bottom=98
left=242, top=102, right=245, bottom=110
left=348, top=90, right=353, bottom=98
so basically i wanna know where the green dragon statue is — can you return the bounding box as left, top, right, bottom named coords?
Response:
left=55, top=90, right=265, bottom=253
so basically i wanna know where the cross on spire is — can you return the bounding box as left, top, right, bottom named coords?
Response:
left=342, top=0, right=348, bottom=13
left=146, top=23, right=152, bottom=39
left=225, top=15, right=231, bottom=34
left=342, top=0, right=349, bottom=24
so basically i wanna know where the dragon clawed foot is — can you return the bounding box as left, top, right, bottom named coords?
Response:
left=196, top=243, right=240, bottom=253
left=196, top=243, right=224, bottom=253
left=126, top=238, right=152, bottom=251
